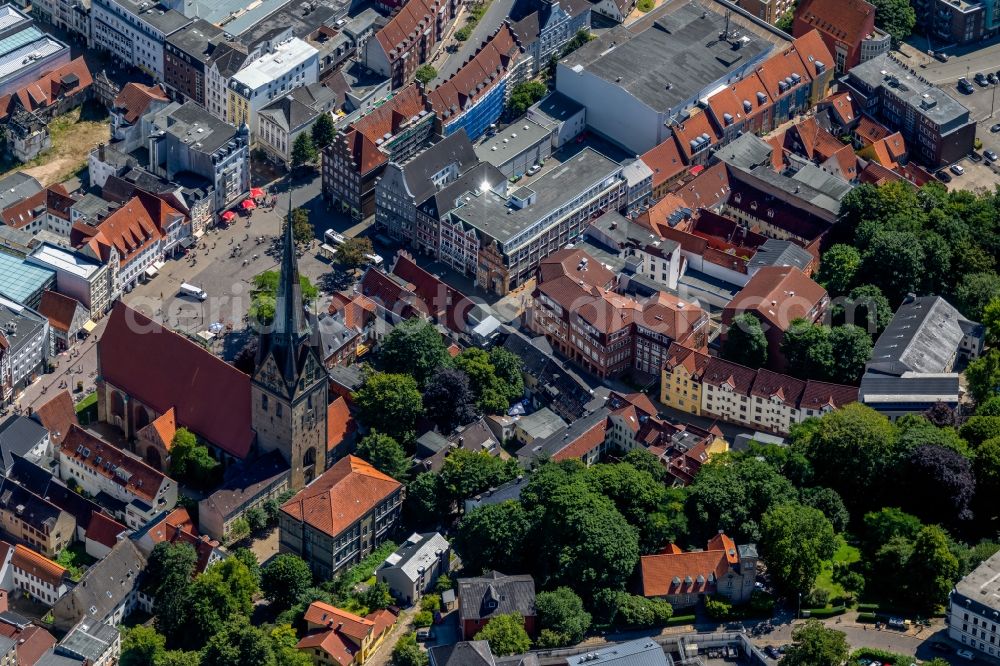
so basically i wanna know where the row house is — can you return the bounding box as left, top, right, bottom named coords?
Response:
left=661, top=343, right=858, bottom=436
left=0, top=478, right=75, bottom=557
left=363, top=0, right=459, bottom=89
left=792, top=0, right=889, bottom=74
left=204, top=42, right=250, bottom=123
left=89, top=0, right=192, bottom=80
left=10, top=544, right=68, bottom=606
left=0, top=297, right=52, bottom=402
left=257, top=83, right=336, bottom=166
left=109, top=83, right=170, bottom=154
left=52, top=538, right=146, bottom=632
left=509, top=0, right=590, bottom=78
left=426, top=24, right=523, bottom=142
left=227, top=37, right=320, bottom=133
left=163, top=19, right=226, bottom=106
left=322, top=84, right=434, bottom=220
left=0, top=184, right=75, bottom=237
left=296, top=601, right=396, bottom=663
left=528, top=248, right=708, bottom=378
left=0, top=56, right=93, bottom=125
left=58, top=425, right=178, bottom=529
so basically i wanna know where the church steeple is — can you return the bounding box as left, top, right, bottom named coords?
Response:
left=268, top=191, right=309, bottom=383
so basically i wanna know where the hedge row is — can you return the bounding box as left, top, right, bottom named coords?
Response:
left=804, top=606, right=846, bottom=618
left=857, top=612, right=878, bottom=623
left=664, top=614, right=697, bottom=627
left=856, top=603, right=879, bottom=612
left=849, top=647, right=914, bottom=665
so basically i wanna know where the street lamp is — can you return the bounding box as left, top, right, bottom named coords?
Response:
left=797, top=592, right=801, bottom=620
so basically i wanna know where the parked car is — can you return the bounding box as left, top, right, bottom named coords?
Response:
left=986, top=150, right=998, bottom=162
left=416, top=629, right=430, bottom=642
left=975, top=72, right=989, bottom=86
left=764, top=646, right=781, bottom=659
left=990, top=73, right=999, bottom=85
left=527, top=164, right=541, bottom=176
left=959, top=78, right=975, bottom=94
left=969, top=151, right=983, bottom=162
left=951, top=164, right=966, bottom=175
left=934, top=51, right=949, bottom=62
left=956, top=648, right=975, bottom=660
left=936, top=169, right=952, bottom=183
left=992, top=123, right=1000, bottom=132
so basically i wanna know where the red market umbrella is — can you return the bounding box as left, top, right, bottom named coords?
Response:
left=221, top=210, right=236, bottom=221
left=241, top=199, right=257, bottom=211
left=250, top=187, right=265, bottom=199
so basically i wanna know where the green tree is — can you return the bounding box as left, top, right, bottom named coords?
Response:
left=245, top=507, right=267, bottom=533
left=291, top=208, right=312, bottom=245
left=439, top=448, right=520, bottom=505
left=270, top=624, right=312, bottom=666
left=379, top=319, right=450, bottom=386
left=310, top=113, right=336, bottom=149
left=781, top=319, right=834, bottom=380
left=414, top=64, right=437, bottom=85
left=454, top=501, right=531, bottom=574
left=828, top=324, right=872, bottom=384
left=508, top=81, right=548, bottom=116
left=201, top=617, right=275, bottom=666
left=535, top=587, right=591, bottom=646
left=148, top=542, right=198, bottom=644
left=179, top=558, right=259, bottom=649
left=722, top=313, right=768, bottom=368
left=121, top=625, right=167, bottom=666
left=861, top=230, right=926, bottom=305
left=291, top=132, right=317, bottom=168
left=956, top=271, right=1000, bottom=319
left=356, top=431, right=410, bottom=480
left=406, top=472, right=444, bottom=524
left=391, top=633, right=428, bottom=666
left=423, top=367, right=479, bottom=433
left=781, top=620, right=849, bottom=666
left=334, top=236, right=374, bottom=268
left=475, top=613, right=531, bottom=656
left=760, top=503, right=836, bottom=593
left=774, top=9, right=794, bottom=31
left=586, top=461, right=682, bottom=552
left=231, top=547, right=261, bottom=585
left=906, top=525, right=960, bottom=612
left=976, top=438, right=1000, bottom=519
left=488, top=347, right=525, bottom=405
left=895, top=414, right=970, bottom=457
left=818, top=244, right=861, bottom=295
left=169, top=428, right=220, bottom=489
left=360, top=580, right=393, bottom=610
left=353, top=372, right=424, bottom=442
left=845, top=284, right=893, bottom=334
left=249, top=270, right=318, bottom=325
left=861, top=507, right=923, bottom=556
left=262, top=554, right=313, bottom=611
left=800, top=487, right=850, bottom=533
left=871, top=0, right=916, bottom=44
left=454, top=348, right=515, bottom=413
left=592, top=590, right=673, bottom=628
left=966, top=352, right=1000, bottom=404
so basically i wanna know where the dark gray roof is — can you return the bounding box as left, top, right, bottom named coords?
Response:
left=565, top=639, right=669, bottom=666
left=9, top=458, right=103, bottom=530
left=867, top=295, right=977, bottom=376
left=517, top=406, right=609, bottom=464
left=0, top=172, right=42, bottom=210
left=207, top=41, right=249, bottom=77
left=56, top=621, right=120, bottom=663
left=317, top=314, right=359, bottom=358
left=166, top=19, right=226, bottom=62
left=528, top=91, right=584, bottom=125
left=53, top=539, right=146, bottom=626
left=0, top=414, right=48, bottom=474
left=0, top=302, right=47, bottom=358
left=71, top=193, right=116, bottom=222
left=259, top=83, right=335, bottom=133
left=415, top=430, right=449, bottom=458
left=328, top=364, right=365, bottom=392
left=560, top=3, right=771, bottom=112
left=0, top=477, right=65, bottom=535
left=713, top=132, right=774, bottom=170
left=237, top=0, right=349, bottom=48
left=458, top=571, right=536, bottom=622
left=465, top=474, right=527, bottom=511
left=115, top=0, right=192, bottom=34
left=200, top=450, right=289, bottom=521
left=429, top=640, right=496, bottom=666
left=419, top=162, right=506, bottom=220
left=35, top=651, right=80, bottom=666
left=162, top=101, right=241, bottom=154
left=398, top=131, right=478, bottom=206
left=859, top=372, right=960, bottom=403
left=748, top=239, right=813, bottom=272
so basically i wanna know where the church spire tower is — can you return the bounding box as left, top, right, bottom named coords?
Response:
left=251, top=187, right=328, bottom=489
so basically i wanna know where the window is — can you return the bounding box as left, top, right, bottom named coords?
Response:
left=261, top=394, right=268, bottom=410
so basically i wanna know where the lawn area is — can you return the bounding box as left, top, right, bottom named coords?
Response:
left=814, top=537, right=860, bottom=601
left=637, top=0, right=655, bottom=11
left=56, top=542, right=97, bottom=582
left=0, top=102, right=110, bottom=186
left=75, top=391, right=97, bottom=413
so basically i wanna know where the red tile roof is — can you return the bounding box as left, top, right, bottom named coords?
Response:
left=664, top=343, right=711, bottom=378
left=281, top=456, right=402, bottom=538
left=539, top=248, right=616, bottom=290
left=701, top=356, right=757, bottom=394
left=551, top=418, right=608, bottom=462
left=854, top=115, right=892, bottom=145
left=138, top=407, right=177, bottom=452
left=38, top=290, right=83, bottom=333
left=32, top=390, right=79, bottom=446
left=725, top=266, right=827, bottom=332
left=60, top=425, right=168, bottom=503
left=868, top=131, right=906, bottom=169
left=347, top=84, right=429, bottom=174
left=86, top=512, right=127, bottom=549
left=794, top=0, right=876, bottom=48
left=0, top=57, right=92, bottom=120
left=326, top=396, right=356, bottom=452
left=113, top=82, right=169, bottom=125
left=800, top=379, right=858, bottom=410
left=143, top=507, right=219, bottom=572
left=750, top=368, right=806, bottom=407
left=427, top=24, right=519, bottom=121
left=674, top=111, right=721, bottom=162
left=640, top=138, right=687, bottom=190
left=392, top=251, right=474, bottom=333
left=822, top=91, right=858, bottom=125
left=375, top=0, right=452, bottom=60
left=358, top=267, right=422, bottom=319
left=72, top=194, right=179, bottom=267
left=0, top=184, right=69, bottom=229
left=641, top=546, right=731, bottom=597
left=298, top=603, right=397, bottom=665
left=0, top=620, right=55, bottom=665
left=98, top=302, right=254, bottom=459
left=11, top=545, right=66, bottom=588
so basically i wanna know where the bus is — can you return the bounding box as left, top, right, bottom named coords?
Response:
left=324, top=229, right=346, bottom=246
left=179, top=283, right=207, bottom=301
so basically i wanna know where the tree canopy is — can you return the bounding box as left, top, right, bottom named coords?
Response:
left=356, top=431, right=411, bottom=480
left=722, top=313, right=768, bottom=368
left=475, top=613, right=532, bottom=656
left=379, top=319, right=451, bottom=386
left=353, top=372, right=424, bottom=442
left=291, top=132, right=317, bottom=168
left=782, top=620, right=849, bottom=666
left=261, top=554, right=313, bottom=611
left=311, top=112, right=336, bottom=149
left=760, top=503, right=837, bottom=593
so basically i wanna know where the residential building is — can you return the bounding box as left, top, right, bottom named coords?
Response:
left=721, top=266, right=828, bottom=371
left=109, top=83, right=170, bottom=154
left=734, top=0, right=794, bottom=25
left=58, top=425, right=177, bottom=528
left=163, top=19, right=226, bottom=105
left=89, top=0, right=192, bottom=80
left=508, top=0, right=591, bottom=78
left=475, top=119, right=553, bottom=179
left=205, top=41, right=250, bottom=122
left=26, top=243, right=111, bottom=317
left=0, top=610, right=57, bottom=665
left=37, top=291, right=89, bottom=351
left=257, top=83, right=336, bottom=166
left=427, top=24, right=522, bottom=141
left=51, top=538, right=146, bottom=631
left=323, top=84, right=434, bottom=219
left=197, top=450, right=290, bottom=542
left=363, top=0, right=458, bottom=88
left=464, top=474, right=528, bottom=513
left=589, top=0, right=634, bottom=22
left=639, top=138, right=689, bottom=201
left=0, top=252, right=55, bottom=308
left=10, top=545, right=67, bottom=606
left=0, top=414, right=52, bottom=476
left=582, top=210, right=683, bottom=291
left=565, top=639, right=670, bottom=666
left=296, top=600, right=396, bottom=664
left=949, top=549, right=1000, bottom=658
left=514, top=407, right=567, bottom=446
left=792, top=0, right=889, bottom=73
left=324, top=58, right=391, bottom=126
left=641, top=532, right=758, bottom=608
left=413, top=419, right=501, bottom=473
left=228, top=37, right=319, bottom=132
left=98, top=163, right=214, bottom=238
left=375, top=130, right=479, bottom=244
left=661, top=342, right=859, bottom=435
left=32, top=389, right=78, bottom=447
left=458, top=571, right=536, bottom=639
left=912, top=0, right=989, bottom=45
left=0, top=479, right=75, bottom=556
left=0, top=297, right=52, bottom=401
left=860, top=294, right=983, bottom=418
left=0, top=56, right=92, bottom=123
left=428, top=641, right=500, bottom=666
left=131, top=507, right=223, bottom=572
left=529, top=248, right=708, bottom=378
left=555, top=2, right=776, bottom=154
left=96, top=302, right=255, bottom=468
left=279, top=456, right=404, bottom=580
left=54, top=620, right=121, bottom=666
left=5, top=457, right=102, bottom=543
left=144, top=101, right=250, bottom=212
left=443, top=148, right=627, bottom=295
left=0, top=6, right=71, bottom=97
left=840, top=55, right=976, bottom=168
left=85, top=512, right=127, bottom=559
left=0, top=184, right=75, bottom=237
left=376, top=532, right=450, bottom=605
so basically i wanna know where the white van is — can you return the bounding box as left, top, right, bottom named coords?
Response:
left=365, top=252, right=384, bottom=267
left=179, top=283, right=207, bottom=301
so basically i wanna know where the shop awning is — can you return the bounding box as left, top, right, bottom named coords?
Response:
left=221, top=210, right=237, bottom=221
left=180, top=236, right=195, bottom=248
left=82, top=320, right=97, bottom=333
left=145, top=266, right=158, bottom=278
left=241, top=199, right=257, bottom=211
left=250, top=187, right=265, bottom=199
left=153, top=260, right=165, bottom=270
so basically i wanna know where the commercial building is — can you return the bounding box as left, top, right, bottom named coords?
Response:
left=257, top=83, right=336, bottom=166
left=949, top=549, right=1000, bottom=659
left=89, top=0, right=192, bottom=80
left=0, top=249, right=56, bottom=309
left=227, top=37, right=319, bottom=132
left=734, top=0, right=794, bottom=25
left=376, top=532, right=451, bottom=605
left=204, top=41, right=250, bottom=123
left=0, top=5, right=71, bottom=98
left=0, top=296, right=51, bottom=401
left=363, top=0, right=458, bottom=88
left=54, top=620, right=121, bottom=666
left=443, top=147, right=627, bottom=295
left=109, top=83, right=170, bottom=154
left=474, top=118, right=553, bottom=178
left=641, top=533, right=758, bottom=608
left=792, top=0, right=889, bottom=73
left=27, top=243, right=111, bottom=317
left=163, top=19, right=227, bottom=105
left=279, top=456, right=404, bottom=580
left=840, top=54, right=976, bottom=168
left=555, top=2, right=775, bottom=154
